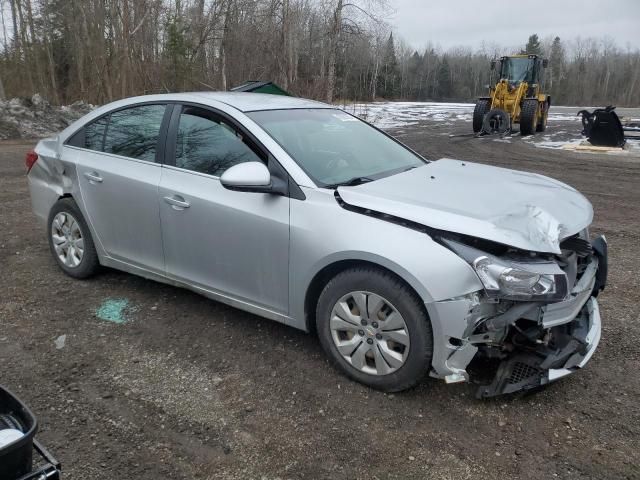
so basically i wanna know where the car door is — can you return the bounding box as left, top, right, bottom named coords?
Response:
left=68, top=103, right=169, bottom=271
left=159, top=104, right=290, bottom=314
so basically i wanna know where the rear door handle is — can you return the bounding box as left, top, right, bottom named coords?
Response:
left=84, top=171, right=103, bottom=183
left=164, top=195, right=191, bottom=210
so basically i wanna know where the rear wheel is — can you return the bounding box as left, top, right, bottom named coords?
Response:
left=47, top=198, right=100, bottom=279
left=473, top=99, right=491, bottom=133
left=520, top=99, right=539, bottom=135
left=536, top=101, right=549, bottom=132
left=316, top=267, right=433, bottom=392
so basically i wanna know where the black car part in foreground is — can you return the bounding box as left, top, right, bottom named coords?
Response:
left=0, top=385, right=61, bottom=480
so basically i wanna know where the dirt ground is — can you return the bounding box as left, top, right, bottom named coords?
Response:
left=1, top=112, right=639, bottom=479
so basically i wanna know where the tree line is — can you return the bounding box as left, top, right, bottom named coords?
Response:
left=0, top=0, right=638, bottom=107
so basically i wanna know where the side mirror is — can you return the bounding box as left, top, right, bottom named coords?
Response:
left=490, top=60, right=496, bottom=71
left=220, top=162, right=272, bottom=193
left=542, top=58, right=549, bottom=68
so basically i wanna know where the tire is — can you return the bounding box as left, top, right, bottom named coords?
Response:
left=536, top=102, right=549, bottom=132
left=473, top=99, right=491, bottom=133
left=519, top=99, right=539, bottom=135
left=316, top=267, right=433, bottom=392
left=47, top=198, right=100, bottom=279
left=482, top=108, right=511, bottom=134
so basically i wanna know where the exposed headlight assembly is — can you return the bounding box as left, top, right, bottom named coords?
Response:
left=443, top=239, right=568, bottom=302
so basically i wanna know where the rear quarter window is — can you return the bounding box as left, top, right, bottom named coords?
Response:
left=85, top=117, right=108, bottom=151
left=66, top=117, right=108, bottom=150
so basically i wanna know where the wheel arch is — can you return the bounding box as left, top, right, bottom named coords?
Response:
left=303, top=257, right=428, bottom=334
left=50, top=191, right=107, bottom=261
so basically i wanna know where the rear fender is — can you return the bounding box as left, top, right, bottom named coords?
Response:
left=29, top=140, right=107, bottom=259
left=29, top=137, right=69, bottom=224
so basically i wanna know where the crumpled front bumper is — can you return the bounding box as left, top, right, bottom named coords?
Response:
left=475, top=295, right=602, bottom=398
left=426, top=235, right=607, bottom=397
left=547, top=296, right=601, bottom=382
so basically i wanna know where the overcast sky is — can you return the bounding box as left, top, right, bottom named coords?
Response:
left=389, top=0, right=640, bottom=51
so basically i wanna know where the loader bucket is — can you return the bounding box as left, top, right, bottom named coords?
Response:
left=578, top=106, right=626, bottom=148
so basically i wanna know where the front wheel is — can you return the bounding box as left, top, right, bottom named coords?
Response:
left=473, top=99, right=491, bottom=133
left=316, top=267, right=433, bottom=392
left=47, top=198, right=100, bottom=278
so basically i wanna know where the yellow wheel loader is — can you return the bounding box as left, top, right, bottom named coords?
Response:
left=473, top=54, right=550, bottom=136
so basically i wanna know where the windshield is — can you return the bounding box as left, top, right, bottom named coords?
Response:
left=247, top=109, right=426, bottom=187
left=500, top=57, right=534, bottom=84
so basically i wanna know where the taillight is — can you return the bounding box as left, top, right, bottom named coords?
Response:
left=25, top=150, right=38, bottom=172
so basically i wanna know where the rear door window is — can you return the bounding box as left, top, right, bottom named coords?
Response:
left=103, top=104, right=166, bottom=161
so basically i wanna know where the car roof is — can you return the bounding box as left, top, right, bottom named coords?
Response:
left=127, top=92, right=333, bottom=113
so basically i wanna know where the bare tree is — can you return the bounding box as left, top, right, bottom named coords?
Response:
left=0, top=3, right=638, bottom=107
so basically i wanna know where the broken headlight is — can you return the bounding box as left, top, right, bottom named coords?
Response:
left=443, top=239, right=568, bottom=302
left=472, top=255, right=566, bottom=301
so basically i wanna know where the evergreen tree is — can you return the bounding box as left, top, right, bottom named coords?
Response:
left=549, top=36, right=565, bottom=93
left=165, top=15, right=191, bottom=91
left=437, top=55, right=451, bottom=99
left=407, top=51, right=422, bottom=98
left=524, top=34, right=542, bottom=55
left=379, top=33, right=399, bottom=98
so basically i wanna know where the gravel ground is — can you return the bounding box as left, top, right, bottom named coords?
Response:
left=1, top=110, right=639, bottom=479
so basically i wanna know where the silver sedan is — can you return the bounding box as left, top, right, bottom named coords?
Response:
left=27, top=93, right=607, bottom=396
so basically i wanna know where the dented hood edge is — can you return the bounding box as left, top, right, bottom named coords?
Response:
left=337, top=161, right=594, bottom=254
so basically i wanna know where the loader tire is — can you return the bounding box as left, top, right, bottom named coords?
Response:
left=473, top=99, right=491, bottom=133
left=520, top=99, right=539, bottom=136
left=482, top=109, right=510, bottom=135
left=537, top=102, right=549, bottom=132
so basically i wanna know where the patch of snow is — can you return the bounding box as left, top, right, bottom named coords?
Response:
left=532, top=139, right=583, bottom=149
left=341, top=101, right=591, bottom=130
left=0, top=94, right=94, bottom=140
left=547, top=113, right=581, bottom=122
left=342, top=101, right=475, bottom=129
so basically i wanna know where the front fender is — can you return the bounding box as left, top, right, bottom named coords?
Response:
left=289, top=188, right=483, bottom=330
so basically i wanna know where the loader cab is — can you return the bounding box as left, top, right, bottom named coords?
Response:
left=498, top=55, right=542, bottom=86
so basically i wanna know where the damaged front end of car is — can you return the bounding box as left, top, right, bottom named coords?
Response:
left=429, top=231, right=607, bottom=398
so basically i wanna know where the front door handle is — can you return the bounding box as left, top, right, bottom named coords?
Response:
left=84, top=171, right=103, bottom=183
left=164, top=195, right=191, bottom=210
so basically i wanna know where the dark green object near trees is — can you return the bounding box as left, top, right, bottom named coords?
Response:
left=230, top=81, right=291, bottom=96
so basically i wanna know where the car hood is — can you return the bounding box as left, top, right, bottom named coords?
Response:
left=337, top=159, right=593, bottom=254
